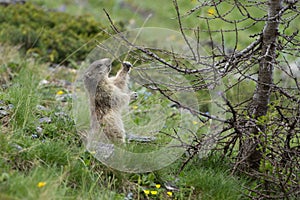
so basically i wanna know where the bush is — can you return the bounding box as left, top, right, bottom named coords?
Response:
left=0, top=3, right=105, bottom=64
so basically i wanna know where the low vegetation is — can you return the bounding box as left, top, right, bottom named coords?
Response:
left=1, top=1, right=299, bottom=199
left=0, top=2, right=104, bottom=64
left=0, top=44, right=249, bottom=199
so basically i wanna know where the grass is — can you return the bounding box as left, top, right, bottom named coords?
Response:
left=0, top=43, right=249, bottom=199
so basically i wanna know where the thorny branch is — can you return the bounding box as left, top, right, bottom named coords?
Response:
left=103, top=0, right=300, bottom=198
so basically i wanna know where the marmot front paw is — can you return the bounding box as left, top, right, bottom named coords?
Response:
left=122, top=61, right=133, bottom=72
left=131, top=92, right=138, bottom=100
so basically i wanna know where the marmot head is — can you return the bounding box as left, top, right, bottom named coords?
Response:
left=83, top=58, right=111, bottom=92
left=84, top=58, right=111, bottom=80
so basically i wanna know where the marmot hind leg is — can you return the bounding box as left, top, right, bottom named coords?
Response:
left=102, top=113, right=126, bottom=143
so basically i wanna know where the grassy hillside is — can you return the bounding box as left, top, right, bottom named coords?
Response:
left=0, top=2, right=105, bottom=64
left=0, top=43, right=249, bottom=199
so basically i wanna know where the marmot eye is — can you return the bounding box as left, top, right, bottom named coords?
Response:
left=85, top=72, right=91, bottom=77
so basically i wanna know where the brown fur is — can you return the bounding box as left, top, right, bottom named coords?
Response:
left=84, top=58, right=134, bottom=143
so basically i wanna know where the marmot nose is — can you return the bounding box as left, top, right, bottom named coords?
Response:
left=122, top=61, right=132, bottom=70
left=102, top=58, right=111, bottom=66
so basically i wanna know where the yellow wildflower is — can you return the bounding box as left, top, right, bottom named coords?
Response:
left=132, top=105, right=138, bottom=110
left=155, top=184, right=161, bottom=189
left=208, top=8, right=215, bottom=16
left=56, top=90, right=64, bottom=95
left=150, top=190, right=158, bottom=195
left=167, top=191, right=173, bottom=197
left=144, top=190, right=150, bottom=195
left=49, top=53, right=55, bottom=62
left=37, top=182, right=46, bottom=188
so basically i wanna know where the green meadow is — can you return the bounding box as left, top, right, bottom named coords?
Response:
left=2, top=0, right=297, bottom=199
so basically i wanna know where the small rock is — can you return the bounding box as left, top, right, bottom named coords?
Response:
left=164, top=181, right=180, bottom=191
left=12, top=144, right=23, bottom=151
left=55, top=94, right=72, bottom=102
left=54, top=111, right=68, bottom=117
left=124, top=192, right=133, bottom=200
left=38, top=79, right=49, bottom=86
left=36, top=126, right=43, bottom=133
left=0, top=0, right=26, bottom=6
left=39, top=117, right=51, bottom=123
left=126, top=133, right=156, bottom=142
left=0, top=110, right=8, bottom=117
left=36, top=105, right=48, bottom=111
left=31, top=134, right=38, bottom=139
left=8, top=104, right=14, bottom=110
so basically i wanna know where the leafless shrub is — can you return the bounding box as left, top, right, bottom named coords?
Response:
left=103, top=0, right=300, bottom=198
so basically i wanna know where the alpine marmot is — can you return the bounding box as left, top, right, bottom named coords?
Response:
left=84, top=58, right=135, bottom=143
